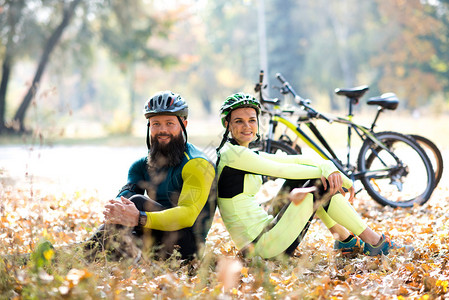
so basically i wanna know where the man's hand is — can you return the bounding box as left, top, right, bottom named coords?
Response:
left=289, top=186, right=317, bottom=205
left=321, top=172, right=355, bottom=203
left=103, top=196, right=139, bottom=227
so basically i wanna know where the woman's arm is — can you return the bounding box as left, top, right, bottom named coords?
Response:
left=223, top=144, right=321, bottom=179
left=226, top=144, right=352, bottom=188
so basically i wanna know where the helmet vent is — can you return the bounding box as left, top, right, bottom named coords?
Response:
left=143, top=91, right=188, bottom=119
left=166, top=97, right=173, bottom=108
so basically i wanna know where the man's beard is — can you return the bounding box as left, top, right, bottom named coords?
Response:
left=148, top=132, right=186, bottom=169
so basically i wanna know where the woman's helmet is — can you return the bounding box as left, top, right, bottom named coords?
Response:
left=219, top=93, right=261, bottom=127
left=144, top=91, right=188, bottom=119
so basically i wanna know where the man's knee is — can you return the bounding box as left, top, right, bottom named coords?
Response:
left=128, top=194, right=151, bottom=211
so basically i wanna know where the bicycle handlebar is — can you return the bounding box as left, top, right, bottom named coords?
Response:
left=256, top=70, right=281, bottom=105
left=275, top=72, right=332, bottom=123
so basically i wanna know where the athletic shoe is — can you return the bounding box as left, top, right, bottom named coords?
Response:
left=363, top=233, right=414, bottom=256
left=333, top=233, right=365, bottom=255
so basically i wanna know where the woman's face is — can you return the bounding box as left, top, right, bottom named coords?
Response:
left=226, top=107, right=258, bottom=147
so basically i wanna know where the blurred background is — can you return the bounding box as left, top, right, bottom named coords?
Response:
left=1, top=0, right=449, bottom=141
left=1, top=0, right=448, bottom=195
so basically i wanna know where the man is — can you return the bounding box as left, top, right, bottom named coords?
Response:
left=86, top=91, right=216, bottom=262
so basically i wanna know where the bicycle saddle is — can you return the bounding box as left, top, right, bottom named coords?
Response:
left=367, top=92, right=399, bottom=110
left=334, top=85, right=369, bottom=101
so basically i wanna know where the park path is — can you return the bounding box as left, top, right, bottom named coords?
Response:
left=0, top=145, right=147, bottom=199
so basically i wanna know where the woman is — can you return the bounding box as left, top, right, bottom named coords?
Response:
left=215, top=93, right=413, bottom=259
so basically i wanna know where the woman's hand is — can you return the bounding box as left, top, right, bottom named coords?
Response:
left=289, top=186, right=317, bottom=205
left=321, top=172, right=355, bottom=202
left=103, top=196, right=139, bottom=227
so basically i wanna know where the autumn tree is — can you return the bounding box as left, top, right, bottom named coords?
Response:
left=0, top=0, right=28, bottom=133
left=0, top=0, right=179, bottom=134
left=95, top=1, right=176, bottom=133
left=370, top=0, right=443, bottom=109
left=427, top=0, right=449, bottom=97
left=11, top=0, right=82, bottom=133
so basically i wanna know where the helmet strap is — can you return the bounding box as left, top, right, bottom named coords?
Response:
left=255, top=114, right=261, bottom=143
left=146, top=120, right=151, bottom=151
left=215, top=122, right=230, bottom=166
left=177, top=116, right=188, bottom=145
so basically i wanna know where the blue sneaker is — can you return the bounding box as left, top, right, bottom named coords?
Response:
left=363, top=234, right=414, bottom=256
left=334, top=233, right=365, bottom=256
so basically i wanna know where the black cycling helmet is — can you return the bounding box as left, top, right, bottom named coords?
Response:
left=144, top=91, right=189, bottom=150
left=219, top=93, right=261, bottom=127
left=144, top=90, right=188, bottom=119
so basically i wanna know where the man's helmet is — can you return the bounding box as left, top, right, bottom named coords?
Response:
left=219, top=93, right=261, bottom=127
left=144, top=91, right=188, bottom=119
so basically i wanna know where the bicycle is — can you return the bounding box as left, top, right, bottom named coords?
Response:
left=252, top=71, right=436, bottom=208
left=409, top=134, right=443, bottom=187
left=350, top=91, right=444, bottom=187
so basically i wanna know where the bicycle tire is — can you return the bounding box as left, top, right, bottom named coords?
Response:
left=357, top=131, right=435, bottom=208
left=277, top=135, right=302, bottom=154
left=250, top=140, right=298, bottom=183
left=251, top=139, right=299, bottom=155
left=267, top=140, right=299, bottom=155
left=410, top=134, right=443, bottom=187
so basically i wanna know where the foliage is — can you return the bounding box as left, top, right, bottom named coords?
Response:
left=196, top=0, right=449, bottom=110
left=370, top=0, right=444, bottom=108
left=2, top=0, right=449, bottom=138
left=1, top=180, right=449, bottom=298
left=0, top=0, right=179, bottom=134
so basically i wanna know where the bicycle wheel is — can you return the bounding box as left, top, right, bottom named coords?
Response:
left=357, top=131, right=435, bottom=207
left=250, top=139, right=298, bottom=155
left=277, top=135, right=302, bottom=154
left=410, top=134, right=443, bottom=187
left=250, top=140, right=298, bottom=183
left=267, top=140, right=299, bottom=155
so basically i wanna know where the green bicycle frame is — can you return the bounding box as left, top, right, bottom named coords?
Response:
left=269, top=113, right=398, bottom=180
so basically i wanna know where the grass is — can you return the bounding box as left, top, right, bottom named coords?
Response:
left=1, top=112, right=448, bottom=298
left=1, top=179, right=449, bottom=298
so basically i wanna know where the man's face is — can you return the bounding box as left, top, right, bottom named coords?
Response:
left=147, top=114, right=187, bottom=169
left=149, top=115, right=187, bottom=145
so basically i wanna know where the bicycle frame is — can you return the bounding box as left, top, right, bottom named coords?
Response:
left=255, top=70, right=436, bottom=207
left=263, top=108, right=399, bottom=182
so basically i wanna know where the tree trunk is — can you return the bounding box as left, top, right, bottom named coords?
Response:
left=13, top=0, right=82, bottom=132
left=329, top=2, right=355, bottom=89
left=126, top=62, right=136, bottom=134
left=0, top=0, right=25, bottom=134
left=0, top=56, right=12, bottom=134
left=257, top=0, right=270, bottom=99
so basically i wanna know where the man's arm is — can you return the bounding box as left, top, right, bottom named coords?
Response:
left=142, top=158, right=215, bottom=231
left=103, top=157, right=147, bottom=226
